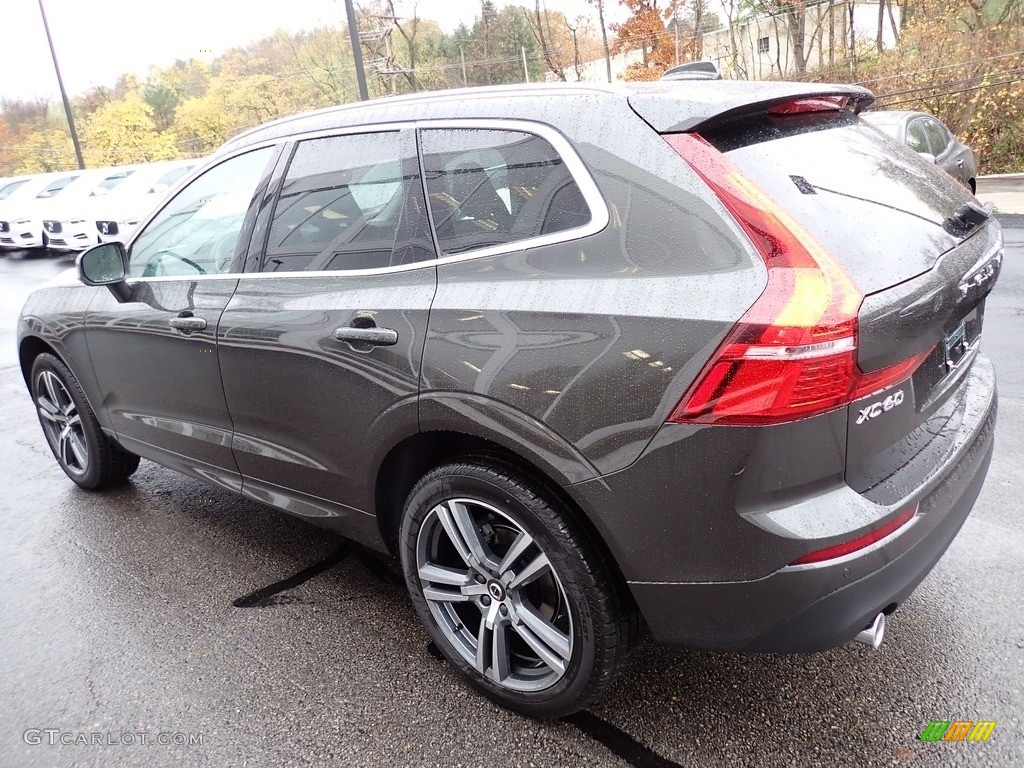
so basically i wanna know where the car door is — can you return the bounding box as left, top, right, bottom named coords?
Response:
left=216, top=128, right=436, bottom=533
left=85, top=146, right=280, bottom=492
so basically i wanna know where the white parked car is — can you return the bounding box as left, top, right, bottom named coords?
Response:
left=41, top=167, right=139, bottom=251
left=95, top=160, right=198, bottom=244
left=0, top=171, right=86, bottom=250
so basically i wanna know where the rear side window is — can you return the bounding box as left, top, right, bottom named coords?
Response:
left=922, top=119, right=950, bottom=156
left=264, top=132, right=409, bottom=272
left=906, top=121, right=929, bottom=153
left=420, top=128, right=592, bottom=255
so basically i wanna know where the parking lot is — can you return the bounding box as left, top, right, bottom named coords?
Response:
left=1, top=226, right=1022, bottom=767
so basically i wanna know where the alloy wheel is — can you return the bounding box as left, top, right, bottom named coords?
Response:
left=415, top=498, right=574, bottom=692
left=35, top=369, right=89, bottom=476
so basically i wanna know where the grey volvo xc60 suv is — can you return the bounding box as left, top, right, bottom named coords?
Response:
left=18, top=81, right=1000, bottom=717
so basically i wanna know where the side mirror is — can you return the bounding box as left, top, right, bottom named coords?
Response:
left=77, top=241, right=132, bottom=302
left=917, top=151, right=938, bottom=165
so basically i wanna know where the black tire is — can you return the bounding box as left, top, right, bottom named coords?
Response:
left=400, top=459, right=636, bottom=718
left=30, top=353, right=140, bottom=490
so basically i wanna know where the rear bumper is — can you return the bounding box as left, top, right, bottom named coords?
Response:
left=630, top=400, right=993, bottom=651
left=570, top=354, right=996, bottom=652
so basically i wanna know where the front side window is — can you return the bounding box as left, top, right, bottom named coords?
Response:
left=129, top=148, right=274, bottom=278
left=420, top=128, right=592, bottom=255
left=264, top=132, right=408, bottom=273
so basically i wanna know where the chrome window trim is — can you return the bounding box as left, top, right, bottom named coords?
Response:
left=120, top=118, right=609, bottom=284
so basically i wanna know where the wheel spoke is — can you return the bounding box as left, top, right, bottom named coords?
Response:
left=511, top=620, right=567, bottom=676
left=516, top=601, right=572, bottom=661
left=65, top=411, right=81, bottom=428
left=418, top=562, right=471, bottom=587
left=449, top=500, right=494, bottom=567
left=37, top=403, right=62, bottom=423
left=58, top=431, right=74, bottom=468
left=498, top=530, right=534, bottom=575
left=475, top=619, right=491, bottom=675
left=507, top=553, right=551, bottom=590
left=422, top=586, right=472, bottom=603
left=68, top=432, right=88, bottom=468
left=491, top=622, right=512, bottom=683
left=434, top=502, right=479, bottom=569
left=42, top=372, right=62, bottom=409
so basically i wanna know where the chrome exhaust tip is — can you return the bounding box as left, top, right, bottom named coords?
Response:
left=854, top=612, right=886, bottom=650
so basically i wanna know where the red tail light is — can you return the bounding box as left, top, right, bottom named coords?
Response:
left=790, top=505, right=917, bottom=565
left=766, top=95, right=851, bottom=116
left=664, top=133, right=928, bottom=425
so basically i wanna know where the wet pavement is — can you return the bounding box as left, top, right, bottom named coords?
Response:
left=1, top=238, right=1023, bottom=768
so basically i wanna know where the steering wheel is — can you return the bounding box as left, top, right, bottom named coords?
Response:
left=143, top=249, right=207, bottom=277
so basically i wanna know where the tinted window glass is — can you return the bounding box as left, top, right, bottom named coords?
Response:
left=906, top=121, right=929, bottom=153
left=420, top=128, right=591, bottom=255
left=150, top=165, right=194, bottom=194
left=923, top=119, right=950, bottom=155
left=37, top=175, right=80, bottom=198
left=0, top=180, right=28, bottom=200
left=130, top=148, right=273, bottom=278
left=90, top=171, right=134, bottom=197
left=264, top=132, right=410, bottom=272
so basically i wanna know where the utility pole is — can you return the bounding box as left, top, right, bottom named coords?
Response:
left=36, top=0, right=84, bottom=169
left=522, top=46, right=530, bottom=83
left=344, top=0, right=369, bottom=100
left=460, top=45, right=468, bottom=85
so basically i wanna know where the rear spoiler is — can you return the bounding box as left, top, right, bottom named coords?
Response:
left=627, top=81, right=875, bottom=134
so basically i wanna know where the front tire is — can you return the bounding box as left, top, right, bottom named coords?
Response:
left=400, top=460, right=635, bottom=717
left=31, top=353, right=140, bottom=489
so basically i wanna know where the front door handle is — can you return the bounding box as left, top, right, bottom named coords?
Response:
left=333, top=326, right=398, bottom=346
left=169, top=316, right=208, bottom=333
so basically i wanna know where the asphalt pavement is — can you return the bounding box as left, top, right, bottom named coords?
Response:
left=1, top=237, right=1022, bottom=768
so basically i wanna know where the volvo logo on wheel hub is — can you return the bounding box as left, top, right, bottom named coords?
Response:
left=487, top=581, right=505, bottom=601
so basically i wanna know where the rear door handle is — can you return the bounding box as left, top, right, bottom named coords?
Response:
left=169, top=316, right=208, bottom=333
left=333, top=326, right=398, bottom=346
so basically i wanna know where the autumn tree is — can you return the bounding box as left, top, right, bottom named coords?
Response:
left=613, top=0, right=682, bottom=81
left=83, top=93, right=177, bottom=166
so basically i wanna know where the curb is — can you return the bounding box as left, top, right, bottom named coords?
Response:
left=994, top=213, right=1024, bottom=229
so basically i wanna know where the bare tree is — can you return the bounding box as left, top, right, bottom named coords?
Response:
left=586, top=0, right=613, bottom=82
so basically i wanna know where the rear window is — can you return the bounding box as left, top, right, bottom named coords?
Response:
left=703, top=119, right=968, bottom=292
left=420, top=128, right=592, bottom=255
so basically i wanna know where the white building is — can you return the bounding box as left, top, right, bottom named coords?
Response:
left=701, top=1, right=901, bottom=80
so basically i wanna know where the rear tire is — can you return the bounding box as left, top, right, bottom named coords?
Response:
left=30, top=353, right=140, bottom=489
left=400, top=459, right=635, bottom=718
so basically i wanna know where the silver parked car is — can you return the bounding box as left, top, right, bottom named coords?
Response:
left=862, top=110, right=977, bottom=192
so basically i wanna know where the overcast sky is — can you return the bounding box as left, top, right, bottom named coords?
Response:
left=1, top=0, right=623, bottom=102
